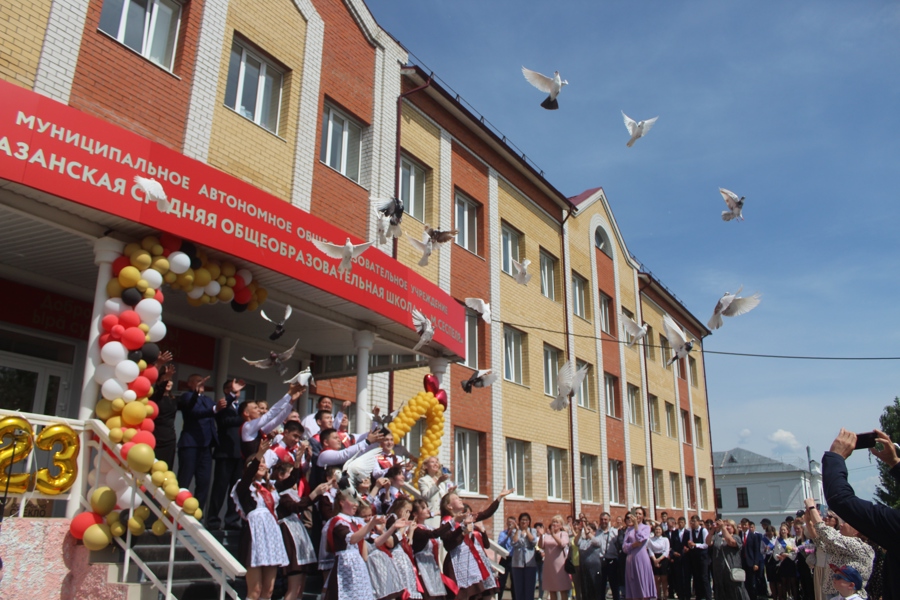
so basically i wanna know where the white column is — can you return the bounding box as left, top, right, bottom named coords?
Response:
left=353, top=330, right=376, bottom=427
left=216, top=337, right=232, bottom=398
left=428, top=357, right=451, bottom=467
left=79, top=237, right=125, bottom=420
left=427, top=357, right=449, bottom=387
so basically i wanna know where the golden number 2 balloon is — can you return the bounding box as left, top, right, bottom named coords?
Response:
left=0, top=417, right=34, bottom=494
left=35, top=423, right=80, bottom=495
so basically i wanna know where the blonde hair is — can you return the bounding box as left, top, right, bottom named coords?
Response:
left=550, top=514, right=565, bottom=526
left=724, top=519, right=738, bottom=533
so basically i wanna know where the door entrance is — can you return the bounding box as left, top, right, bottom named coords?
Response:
left=0, top=351, right=72, bottom=417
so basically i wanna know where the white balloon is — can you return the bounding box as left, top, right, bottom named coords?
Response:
left=107, top=471, right=129, bottom=491
left=187, top=286, right=205, bottom=299
left=87, top=469, right=97, bottom=487
left=99, top=457, right=113, bottom=474
left=236, top=268, right=252, bottom=285
left=135, top=298, right=163, bottom=323
left=140, top=268, right=163, bottom=290
left=101, top=378, right=127, bottom=400
left=204, top=281, right=221, bottom=297
left=94, top=363, right=116, bottom=386
left=147, top=320, right=167, bottom=343
left=101, top=341, right=128, bottom=366
left=169, top=252, right=190, bottom=274
left=123, top=390, right=137, bottom=403
left=104, top=298, right=126, bottom=315
left=115, top=360, right=140, bottom=383
left=116, top=486, right=142, bottom=509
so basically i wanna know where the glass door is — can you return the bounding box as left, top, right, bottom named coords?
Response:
left=0, top=352, right=72, bottom=417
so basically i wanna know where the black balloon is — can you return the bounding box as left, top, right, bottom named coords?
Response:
left=231, top=300, right=248, bottom=313
left=180, top=241, right=197, bottom=257
left=127, top=350, right=143, bottom=362
left=190, top=255, right=202, bottom=270
left=141, top=343, right=160, bottom=364
left=122, top=288, right=143, bottom=306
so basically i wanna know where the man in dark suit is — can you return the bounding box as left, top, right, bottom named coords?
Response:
left=177, top=374, right=218, bottom=512
left=206, top=379, right=245, bottom=530
left=739, top=518, right=764, bottom=598
left=686, top=515, right=712, bottom=600
left=668, top=516, right=690, bottom=600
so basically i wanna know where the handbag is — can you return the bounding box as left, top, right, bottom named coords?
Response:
left=563, top=543, right=576, bottom=574
left=723, top=543, right=746, bottom=582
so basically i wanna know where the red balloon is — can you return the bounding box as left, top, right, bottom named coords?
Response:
left=131, top=430, right=156, bottom=449
left=435, top=389, right=448, bottom=409
left=142, top=366, right=159, bottom=385
left=99, top=333, right=111, bottom=347
left=175, top=490, right=191, bottom=507
left=139, top=418, right=156, bottom=433
left=423, top=374, right=440, bottom=395
left=122, top=327, right=146, bottom=350
left=70, top=511, right=105, bottom=540
left=159, top=232, right=182, bottom=252
left=110, top=324, right=125, bottom=340
left=234, top=287, right=252, bottom=304
left=146, top=400, right=160, bottom=420
left=119, top=311, right=141, bottom=329
left=154, top=289, right=164, bottom=303
left=119, top=441, right=135, bottom=461
left=233, top=275, right=246, bottom=290
left=129, top=376, right=151, bottom=398
left=101, top=314, right=119, bottom=332
left=112, top=255, right=130, bottom=276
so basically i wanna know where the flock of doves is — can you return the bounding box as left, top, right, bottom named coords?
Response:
left=129, top=64, right=762, bottom=412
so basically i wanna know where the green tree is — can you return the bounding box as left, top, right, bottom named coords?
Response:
left=874, top=396, right=900, bottom=508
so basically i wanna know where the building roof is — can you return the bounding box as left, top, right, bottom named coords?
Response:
left=568, top=187, right=604, bottom=206
left=713, top=448, right=810, bottom=476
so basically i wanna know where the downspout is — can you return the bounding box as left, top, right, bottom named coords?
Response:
left=560, top=207, right=577, bottom=516
left=700, top=334, right=716, bottom=517
left=637, top=277, right=657, bottom=518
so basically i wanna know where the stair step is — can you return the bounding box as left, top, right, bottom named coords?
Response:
left=131, top=545, right=195, bottom=562
left=142, top=560, right=211, bottom=581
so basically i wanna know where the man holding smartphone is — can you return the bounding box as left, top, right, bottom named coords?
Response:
left=823, top=428, right=900, bottom=599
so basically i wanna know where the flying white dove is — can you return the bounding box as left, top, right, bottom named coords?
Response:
left=719, top=188, right=746, bottom=222
left=464, top=298, right=491, bottom=324
left=260, top=304, right=292, bottom=340
left=375, top=214, right=390, bottom=245
left=622, top=316, right=648, bottom=348
left=622, top=112, right=658, bottom=147
left=460, top=369, right=500, bottom=394
left=311, top=237, right=374, bottom=276
left=408, top=233, right=433, bottom=267
left=707, top=286, right=761, bottom=330
left=425, top=224, right=458, bottom=245
left=511, top=258, right=532, bottom=285
left=339, top=446, right=382, bottom=498
left=242, top=339, right=300, bottom=376
left=411, top=308, right=434, bottom=351
left=551, top=360, right=590, bottom=411
left=283, top=366, right=314, bottom=387
left=133, top=176, right=170, bottom=212
left=662, top=314, right=693, bottom=366
left=367, top=406, right=401, bottom=434
left=374, top=197, right=404, bottom=239
left=522, top=67, right=568, bottom=110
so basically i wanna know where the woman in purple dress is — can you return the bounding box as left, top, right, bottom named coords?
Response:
left=622, top=507, right=657, bottom=600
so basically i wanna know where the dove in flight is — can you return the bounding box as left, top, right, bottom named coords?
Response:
left=522, top=67, right=568, bottom=110
left=662, top=314, right=693, bottom=366
left=243, top=339, right=299, bottom=376
left=719, top=188, right=746, bottom=222
left=412, top=308, right=434, bottom=351
left=375, top=214, right=390, bottom=245
left=312, top=237, right=374, bottom=276
left=707, top=286, right=761, bottom=330
left=622, top=112, right=658, bottom=147
left=409, top=234, right=433, bottom=267
left=367, top=406, right=401, bottom=434
left=622, top=315, right=649, bottom=348
left=551, top=360, right=590, bottom=411
left=425, top=224, right=458, bottom=245
left=374, top=197, right=404, bottom=239
left=464, top=298, right=491, bottom=324
left=260, top=304, right=292, bottom=340
left=283, top=366, right=314, bottom=387
left=460, top=369, right=500, bottom=393
left=133, top=176, right=170, bottom=213
left=511, top=258, right=532, bottom=285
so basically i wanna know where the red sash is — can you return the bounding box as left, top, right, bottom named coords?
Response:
left=377, top=452, right=398, bottom=470
left=327, top=515, right=365, bottom=555
left=400, top=536, right=425, bottom=594
left=255, top=482, right=276, bottom=518
left=442, top=516, right=490, bottom=582
left=431, top=522, right=459, bottom=595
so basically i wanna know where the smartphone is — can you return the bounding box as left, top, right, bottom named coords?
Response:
left=855, top=431, right=878, bottom=450
left=442, top=467, right=451, bottom=475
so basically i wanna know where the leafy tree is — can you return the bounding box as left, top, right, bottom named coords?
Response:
left=874, top=396, right=900, bottom=508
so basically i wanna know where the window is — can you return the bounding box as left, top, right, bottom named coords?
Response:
left=500, top=224, right=520, bottom=275
left=581, top=454, right=598, bottom=502
left=686, top=476, right=696, bottom=509
left=401, top=419, right=424, bottom=457
left=503, top=326, right=524, bottom=384
left=464, top=310, right=479, bottom=369
left=659, top=335, right=671, bottom=368
left=604, top=373, right=620, bottom=418
left=644, top=325, right=655, bottom=362
left=622, top=308, right=635, bottom=344
left=224, top=40, right=284, bottom=133
left=320, top=104, right=362, bottom=182
left=543, top=345, right=560, bottom=396
left=99, top=0, right=181, bottom=70
left=699, top=478, right=709, bottom=510
left=681, top=409, right=692, bottom=444
left=572, top=274, right=588, bottom=318
left=689, top=356, right=699, bottom=386
left=595, top=227, right=612, bottom=258
left=455, top=428, right=480, bottom=494
left=694, top=416, right=704, bottom=448
left=540, top=251, right=557, bottom=300
left=608, top=459, right=623, bottom=504
left=649, top=395, right=660, bottom=433
left=715, top=487, right=723, bottom=509
left=627, top=384, right=641, bottom=425
left=737, top=487, right=749, bottom=509
left=599, top=293, right=612, bottom=334
left=454, top=193, right=478, bottom=253
left=400, top=156, right=426, bottom=221
left=506, top=439, right=529, bottom=497
left=632, top=465, right=646, bottom=507
left=547, top=446, right=567, bottom=500
left=653, top=469, right=665, bottom=507
left=669, top=473, right=681, bottom=509
left=665, top=402, right=676, bottom=437
left=574, top=360, right=592, bottom=409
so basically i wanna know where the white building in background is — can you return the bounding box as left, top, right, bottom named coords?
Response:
left=713, top=448, right=823, bottom=525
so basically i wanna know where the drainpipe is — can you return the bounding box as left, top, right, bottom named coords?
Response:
left=559, top=207, right=577, bottom=516
left=637, top=277, right=657, bottom=518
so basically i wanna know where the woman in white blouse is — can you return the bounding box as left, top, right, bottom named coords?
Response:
left=415, top=456, right=453, bottom=528
left=647, top=523, right=671, bottom=600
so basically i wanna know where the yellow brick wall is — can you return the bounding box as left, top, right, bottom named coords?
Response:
left=0, top=0, right=53, bottom=89
left=207, top=0, right=307, bottom=200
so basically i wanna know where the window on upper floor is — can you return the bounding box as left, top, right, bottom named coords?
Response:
left=608, top=459, right=623, bottom=505
left=669, top=472, right=681, bottom=509
left=581, top=454, right=599, bottom=502
left=547, top=446, right=567, bottom=500
left=653, top=469, right=665, bottom=507
left=604, top=373, right=620, bottom=418
left=572, top=273, right=588, bottom=319
left=686, top=476, right=697, bottom=509
left=681, top=409, right=692, bottom=444
left=622, top=307, right=636, bottom=345
left=224, top=39, right=284, bottom=134
left=599, top=293, right=612, bottom=334
left=506, top=438, right=530, bottom=498
left=99, top=0, right=182, bottom=71
left=699, top=478, right=709, bottom=510
left=400, top=156, right=426, bottom=221
left=737, top=486, right=749, bottom=509
left=574, top=360, right=593, bottom=409
left=454, top=193, right=478, bottom=254
left=543, top=345, right=560, bottom=397
left=455, top=428, right=481, bottom=494
left=595, top=227, right=613, bottom=258
left=715, top=487, right=723, bottom=509
left=627, top=384, right=642, bottom=426
left=649, top=394, right=660, bottom=433
left=689, top=356, right=699, bottom=387
left=644, top=325, right=655, bottom=362
left=660, top=335, right=671, bottom=368
left=320, top=104, right=362, bottom=182
left=503, top=326, right=524, bottom=384
left=540, top=250, right=558, bottom=300
left=694, top=415, right=704, bottom=448
left=464, top=309, right=478, bottom=369
left=500, top=224, right=521, bottom=276
left=665, top=402, right=676, bottom=438
left=632, top=464, right=646, bottom=507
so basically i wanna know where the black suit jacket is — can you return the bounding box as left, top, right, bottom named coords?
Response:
left=741, top=531, right=764, bottom=568
left=668, top=528, right=689, bottom=560
left=214, top=393, right=243, bottom=459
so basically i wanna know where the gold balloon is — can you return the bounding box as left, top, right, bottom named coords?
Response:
left=127, top=516, right=146, bottom=536
left=126, top=443, right=155, bottom=473
left=111, top=398, right=125, bottom=413
left=35, top=423, right=79, bottom=495
left=141, top=236, right=160, bottom=252
left=163, top=271, right=177, bottom=284
left=151, top=256, right=170, bottom=274
left=130, top=250, right=152, bottom=271
left=182, top=497, right=199, bottom=514
left=123, top=242, right=141, bottom=257
left=193, top=508, right=203, bottom=520
left=151, top=520, right=168, bottom=536
left=150, top=471, right=166, bottom=487
left=152, top=460, right=169, bottom=473
left=118, top=266, right=142, bottom=288
left=122, top=402, right=147, bottom=427
left=106, top=279, right=123, bottom=298
left=106, top=511, right=120, bottom=524
left=122, top=428, right=137, bottom=443
left=90, top=487, right=118, bottom=516
left=134, top=505, right=151, bottom=521
left=83, top=523, right=113, bottom=551
left=164, top=484, right=180, bottom=500
left=105, top=416, right=123, bottom=430
left=96, top=399, right=114, bottom=420
left=109, top=521, right=126, bottom=538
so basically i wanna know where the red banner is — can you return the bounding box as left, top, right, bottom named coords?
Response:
left=0, top=81, right=464, bottom=356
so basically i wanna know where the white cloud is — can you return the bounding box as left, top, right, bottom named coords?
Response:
left=769, top=429, right=802, bottom=454
left=739, top=428, right=751, bottom=441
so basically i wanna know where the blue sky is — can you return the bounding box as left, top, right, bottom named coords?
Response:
left=367, top=1, right=900, bottom=501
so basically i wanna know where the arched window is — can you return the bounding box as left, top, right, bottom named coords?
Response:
left=594, top=227, right=613, bottom=258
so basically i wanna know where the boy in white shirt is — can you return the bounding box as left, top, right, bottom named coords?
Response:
left=829, top=564, right=863, bottom=600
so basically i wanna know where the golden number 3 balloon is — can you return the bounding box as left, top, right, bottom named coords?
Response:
left=35, top=423, right=80, bottom=495
left=0, top=417, right=34, bottom=494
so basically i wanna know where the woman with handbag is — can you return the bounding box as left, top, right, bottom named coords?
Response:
left=706, top=518, right=750, bottom=600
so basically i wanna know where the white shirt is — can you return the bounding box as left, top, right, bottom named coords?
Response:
left=647, top=535, right=670, bottom=557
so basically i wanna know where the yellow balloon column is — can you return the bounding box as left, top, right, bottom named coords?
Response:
left=387, top=375, right=447, bottom=485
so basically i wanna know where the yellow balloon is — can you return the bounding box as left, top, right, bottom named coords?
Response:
left=193, top=508, right=203, bottom=520
left=90, top=487, right=118, bottom=516
left=163, top=271, right=177, bottom=284
left=96, top=399, right=114, bottom=420
left=127, top=516, right=146, bottom=536
left=150, top=470, right=166, bottom=487
left=130, top=250, right=152, bottom=271
left=122, top=401, right=147, bottom=427
left=134, top=506, right=151, bottom=521
left=152, top=460, right=168, bottom=473
left=118, top=266, right=142, bottom=288
left=110, top=521, right=126, bottom=538
left=105, top=416, right=122, bottom=430
left=183, top=497, right=199, bottom=514
left=106, top=278, right=123, bottom=298
left=141, top=236, right=160, bottom=252
left=138, top=323, right=150, bottom=333
left=126, top=443, right=156, bottom=473
left=221, top=262, right=236, bottom=277
left=217, top=286, right=234, bottom=302
left=151, top=520, right=168, bottom=536
left=111, top=398, right=125, bottom=413
left=164, top=471, right=177, bottom=483
left=83, top=523, right=113, bottom=551
left=256, top=288, right=268, bottom=303
left=106, top=511, right=120, bottom=524
left=151, top=256, right=170, bottom=274
left=193, top=268, right=212, bottom=287
left=122, top=428, right=137, bottom=442
left=206, top=263, right=221, bottom=280
left=164, top=484, right=180, bottom=500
